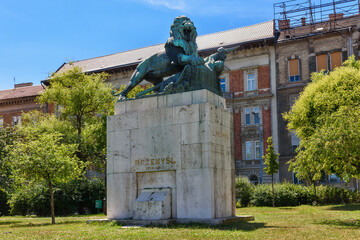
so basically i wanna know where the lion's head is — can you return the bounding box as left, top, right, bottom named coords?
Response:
left=170, top=16, right=197, bottom=42
left=166, top=16, right=198, bottom=56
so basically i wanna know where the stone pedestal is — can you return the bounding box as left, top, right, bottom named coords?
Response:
left=107, top=90, right=240, bottom=223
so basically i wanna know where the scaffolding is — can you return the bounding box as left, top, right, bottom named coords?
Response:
left=274, top=0, right=360, bottom=30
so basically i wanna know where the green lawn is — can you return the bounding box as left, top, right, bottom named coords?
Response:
left=1, top=204, right=359, bottom=239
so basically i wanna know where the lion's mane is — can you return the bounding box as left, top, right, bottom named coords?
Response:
left=165, top=16, right=198, bottom=56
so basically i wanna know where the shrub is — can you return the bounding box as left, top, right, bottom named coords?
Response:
left=0, top=188, right=10, bottom=216
left=9, top=178, right=105, bottom=216
left=316, top=185, right=359, bottom=204
left=251, top=183, right=314, bottom=207
left=235, top=177, right=254, bottom=207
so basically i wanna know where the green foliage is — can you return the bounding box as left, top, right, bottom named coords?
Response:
left=263, top=137, right=279, bottom=176
left=8, top=129, right=84, bottom=185
left=37, top=66, right=114, bottom=169
left=0, top=126, right=18, bottom=192
left=235, top=177, right=254, bottom=207
left=284, top=56, right=360, bottom=182
left=250, top=183, right=359, bottom=207
left=8, top=179, right=105, bottom=216
left=0, top=188, right=9, bottom=216
left=7, top=112, right=86, bottom=223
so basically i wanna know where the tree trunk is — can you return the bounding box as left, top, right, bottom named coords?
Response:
left=313, top=181, right=317, bottom=204
left=48, top=181, right=56, bottom=224
left=272, top=174, right=275, bottom=207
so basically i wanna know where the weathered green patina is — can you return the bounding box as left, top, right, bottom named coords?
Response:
left=115, top=16, right=238, bottom=100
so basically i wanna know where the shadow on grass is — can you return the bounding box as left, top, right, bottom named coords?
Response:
left=327, top=204, right=360, bottom=211
left=315, top=219, right=360, bottom=228
left=278, top=207, right=295, bottom=210
left=0, top=221, right=21, bottom=226
left=8, top=220, right=83, bottom=228
left=109, top=221, right=289, bottom=232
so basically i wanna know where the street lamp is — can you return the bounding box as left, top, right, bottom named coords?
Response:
left=252, top=112, right=263, bottom=184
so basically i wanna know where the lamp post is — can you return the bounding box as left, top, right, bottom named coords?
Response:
left=252, top=112, right=263, bottom=184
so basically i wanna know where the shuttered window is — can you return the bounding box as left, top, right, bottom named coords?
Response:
left=330, top=51, right=342, bottom=70
left=316, top=54, right=328, bottom=72
left=288, top=59, right=300, bottom=82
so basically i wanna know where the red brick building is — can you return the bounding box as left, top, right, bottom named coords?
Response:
left=0, top=83, right=53, bottom=127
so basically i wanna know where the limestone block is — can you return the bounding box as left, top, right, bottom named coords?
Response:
left=114, top=101, right=126, bottom=115
left=133, top=189, right=172, bottom=220
left=113, top=151, right=131, bottom=174
left=130, top=124, right=181, bottom=158
left=137, top=107, right=173, bottom=128
left=160, top=91, right=193, bottom=108
left=107, top=130, right=130, bottom=154
left=107, top=173, right=136, bottom=219
left=124, top=96, right=158, bottom=114
left=181, top=144, right=202, bottom=169
left=176, top=169, right=214, bottom=219
left=107, top=112, right=138, bottom=132
left=173, top=104, right=200, bottom=125
left=214, top=169, right=234, bottom=218
left=180, top=121, right=211, bottom=145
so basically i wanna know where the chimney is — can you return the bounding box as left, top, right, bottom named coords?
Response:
left=301, top=18, right=306, bottom=26
left=329, top=13, right=344, bottom=21
left=278, top=19, right=290, bottom=30
left=15, top=82, right=33, bottom=88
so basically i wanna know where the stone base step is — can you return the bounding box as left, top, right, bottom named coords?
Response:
left=87, top=215, right=255, bottom=226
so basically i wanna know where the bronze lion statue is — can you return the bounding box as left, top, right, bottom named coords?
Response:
left=117, top=16, right=204, bottom=99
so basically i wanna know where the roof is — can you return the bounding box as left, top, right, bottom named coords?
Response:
left=57, top=21, right=274, bottom=74
left=0, top=85, right=44, bottom=101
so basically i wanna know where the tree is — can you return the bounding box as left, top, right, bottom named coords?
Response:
left=37, top=66, right=114, bottom=169
left=284, top=56, right=360, bottom=184
left=263, top=137, right=279, bottom=207
left=0, top=126, right=18, bottom=192
left=7, top=113, right=85, bottom=224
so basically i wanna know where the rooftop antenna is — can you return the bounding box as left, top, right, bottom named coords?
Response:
left=13, top=77, right=15, bottom=88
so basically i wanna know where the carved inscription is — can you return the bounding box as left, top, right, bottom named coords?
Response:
left=133, top=156, right=177, bottom=172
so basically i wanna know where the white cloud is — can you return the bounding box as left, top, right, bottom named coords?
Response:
left=142, top=0, right=188, bottom=11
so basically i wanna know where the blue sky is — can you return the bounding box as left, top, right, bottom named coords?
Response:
left=0, top=0, right=275, bottom=90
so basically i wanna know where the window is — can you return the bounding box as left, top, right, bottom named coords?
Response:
left=330, top=51, right=342, bottom=70
left=220, top=78, right=226, bottom=92
left=292, top=172, right=303, bottom=184
left=288, top=59, right=300, bottom=82
left=245, top=108, right=251, bottom=125
left=247, top=73, right=256, bottom=91
left=249, top=175, right=259, bottom=185
left=0, top=116, right=3, bottom=128
left=244, top=107, right=260, bottom=125
left=219, top=73, right=229, bottom=92
left=255, top=141, right=260, bottom=159
left=291, top=132, right=300, bottom=152
left=316, top=54, right=328, bottom=72
left=329, top=174, right=341, bottom=183
left=246, top=141, right=252, bottom=160
left=253, top=107, right=259, bottom=124
left=12, top=116, right=21, bottom=126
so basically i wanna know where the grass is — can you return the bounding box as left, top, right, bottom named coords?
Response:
left=0, top=204, right=360, bottom=239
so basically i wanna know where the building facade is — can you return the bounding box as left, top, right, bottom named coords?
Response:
left=0, top=83, right=53, bottom=128
left=274, top=0, right=360, bottom=186
left=55, top=21, right=279, bottom=184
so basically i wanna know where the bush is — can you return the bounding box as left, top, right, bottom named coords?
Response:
left=250, top=182, right=359, bottom=207
left=235, top=177, right=254, bottom=207
left=0, top=188, right=10, bottom=216
left=9, top=178, right=105, bottom=216
left=316, top=185, right=359, bottom=204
